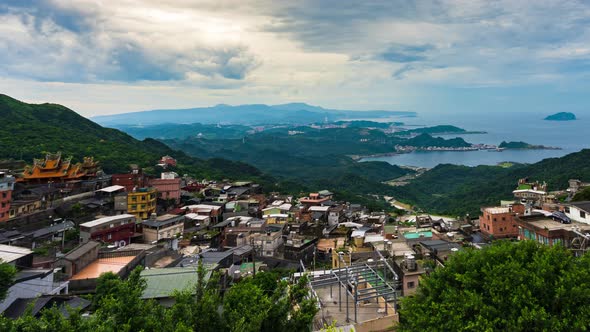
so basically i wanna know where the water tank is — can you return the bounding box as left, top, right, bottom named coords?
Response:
left=233, top=270, right=241, bottom=281
left=406, top=254, right=417, bottom=271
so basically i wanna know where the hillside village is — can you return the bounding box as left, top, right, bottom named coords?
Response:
left=1, top=151, right=590, bottom=330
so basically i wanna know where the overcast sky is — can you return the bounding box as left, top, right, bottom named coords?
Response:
left=1, top=0, right=589, bottom=117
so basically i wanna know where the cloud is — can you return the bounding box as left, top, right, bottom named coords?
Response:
left=381, top=44, right=434, bottom=63
left=0, top=0, right=590, bottom=115
left=0, top=1, right=261, bottom=84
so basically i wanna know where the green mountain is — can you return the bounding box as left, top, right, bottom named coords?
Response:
left=390, top=149, right=590, bottom=216
left=0, top=94, right=263, bottom=180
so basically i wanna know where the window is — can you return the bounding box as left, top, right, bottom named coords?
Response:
left=2, top=192, right=6, bottom=198
left=107, top=233, right=112, bottom=240
left=493, top=218, right=497, bottom=222
left=407, top=281, right=415, bottom=289
left=502, top=217, right=506, bottom=221
left=581, top=211, right=586, bottom=219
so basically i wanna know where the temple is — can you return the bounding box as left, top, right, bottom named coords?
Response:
left=18, top=152, right=100, bottom=184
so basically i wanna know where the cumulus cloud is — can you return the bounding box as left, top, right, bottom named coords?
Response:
left=0, top=0, right=261, bottom=84
left=1, top=0, right=590, bottom=115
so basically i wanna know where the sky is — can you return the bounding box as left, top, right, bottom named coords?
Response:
left=1, top=0, right=589, bottom=117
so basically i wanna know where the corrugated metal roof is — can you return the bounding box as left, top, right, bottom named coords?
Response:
left=0, top=244, right=32, bottom=263
left=80, top=214, right=136, bottom=228
left=141, top=267, right=213, bottom=299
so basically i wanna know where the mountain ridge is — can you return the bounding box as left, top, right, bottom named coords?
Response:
left=91, top=102, right=416, bottom=126
left=0, top=94, right=265, bottom=180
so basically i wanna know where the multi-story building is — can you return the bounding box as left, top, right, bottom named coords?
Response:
left=184, top=204, right=223, bottom=224
left=111, top=166, right=148, bottom=192
left=513, top=178, right=547, bottom=207
left=142, top=214, right=184, bottom=243
left=479, top=204, right=525, bottom=239
left=299, top=191, right=332, bottom=209
left=148, top=173, right=181, bottom=204
left=251, top=230, right=284, bottom=257
left=79, top=214, right=137, bottom=246
left=127, top=188, right=157, bottom=220
left=516, top=214, right=590, bottom=247
left=0, top=172, right=15, bottom=222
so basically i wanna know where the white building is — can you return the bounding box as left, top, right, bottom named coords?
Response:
left=566, top=201, right=590, bottom=224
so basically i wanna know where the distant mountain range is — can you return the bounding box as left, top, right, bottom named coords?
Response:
left=91, top=103, right=416, bottom=126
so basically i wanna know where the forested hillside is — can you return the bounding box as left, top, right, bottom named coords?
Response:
left=391, top=149, right=590, bottom=216
left=0, top=94, right=264, bottom=180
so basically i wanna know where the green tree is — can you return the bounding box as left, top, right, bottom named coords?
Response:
left=573, top=187, right=590, bottom=202
left=399, top=241, right=590, bottom=331
left=0, top=261, right=16, bottom=302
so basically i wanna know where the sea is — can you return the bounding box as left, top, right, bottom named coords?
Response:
left=358, top=112, right=588, bottom=168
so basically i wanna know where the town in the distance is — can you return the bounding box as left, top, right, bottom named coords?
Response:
left=1, top=144, right=590, bottom=330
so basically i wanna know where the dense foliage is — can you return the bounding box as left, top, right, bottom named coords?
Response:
left=0, top=263, right=318, bottom=332
left=390, top=149, right=590, bottom=216
left=0, top=260, right=16, bottom=302
left=573, top=187, right=590, bottom=202
left=399, top=241, right=590, bottom=331
left=0, top=94, right=266, bottom=181
left=114, top=123, right=253, bottom=140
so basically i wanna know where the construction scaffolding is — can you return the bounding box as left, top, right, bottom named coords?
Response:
left=301, top=250, right=400, bottom=327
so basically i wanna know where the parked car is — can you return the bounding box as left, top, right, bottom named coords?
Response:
left=552, top=211, right=571, bottom=224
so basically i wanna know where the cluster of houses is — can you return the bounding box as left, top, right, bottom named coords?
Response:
left=3, top=152, right=590, bottom=330
left=478, top=178, right=590, bottom=249
left=0, top=152, right=402, bottom=328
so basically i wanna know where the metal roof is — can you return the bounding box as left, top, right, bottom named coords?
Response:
left=141, top=267, right=214, bottom=299
left=80, top=214, right=136, bottom=228
left=0, top=244, right=32, bottom=263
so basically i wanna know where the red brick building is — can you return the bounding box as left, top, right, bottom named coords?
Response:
left=479, top=204, right=525, bottom=239
left=0, top=172, right=15, bottom=222
left=111, top=167, right=148, bottom=192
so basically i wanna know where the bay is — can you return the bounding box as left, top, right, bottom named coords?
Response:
left=359, top=112, right=588, bottom=168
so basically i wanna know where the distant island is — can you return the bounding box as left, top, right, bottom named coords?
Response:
left=544, top=112, right=576, bottom=121
left=498, top=141, right=561, bottom=150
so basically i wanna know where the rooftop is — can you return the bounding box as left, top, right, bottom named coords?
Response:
left=403, top=230, right=433, bottom=240
left=0, top=244, right=32, bottom=263
left=96, top=185, right=125, bottom=193
left=80, top=214, right=136, bottom=228
left=143, top=214, right=184, bottom=228
left=70, top=255, right=136, bottom=280
left=141, top=267, right=214, bottom=299
left=27, top=221, right=75, bottom=239
left=570, top=201, right=590, bottom=213
left=64, top=241, right=100, bottom=261
left=484, top=207, right=510, bottom=214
